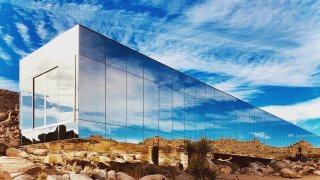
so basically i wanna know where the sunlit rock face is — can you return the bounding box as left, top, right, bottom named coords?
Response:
left=0, top=89, right=20, bottom=149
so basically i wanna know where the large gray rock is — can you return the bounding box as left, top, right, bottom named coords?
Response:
left=139, top=174, right=167, bottom=180
left=70, top=173, right=93, bottom=180
left=270, top=161, right=287, bottom=173
left=280, top=168, right=301, bottom=178
left=115, top=172, right=135, bottom=180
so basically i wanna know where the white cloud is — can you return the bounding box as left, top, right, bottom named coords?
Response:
left=250, top=132, right=270, bottom=139
left=0, top=47, right=11, bottom=61
left=0, top=76, right=19, bottom=92
left=15, top=22, right=31, bottom=46
left=261, top=98, right=320, bottom=124
left=35, top=21, right=48, bottom=41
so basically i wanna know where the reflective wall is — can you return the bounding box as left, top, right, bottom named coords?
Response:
left=77, top=26, right=320, bottom=147
left=20, top=25, right=79, bottom=145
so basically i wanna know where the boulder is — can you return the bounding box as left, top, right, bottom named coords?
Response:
left=249, top=161, right=264, bottom=170
left=270, top=161, right=287, bottom=173
left=139, top=174, right=167, bottom=180
left=107, top=170, right=116, bottom=180
left=6, top=148, right=28, bottom=158
left=115, top=172, right=135, bottom=180
left=99, top=155, right=111, bottom=163
left=314, top=170, right=320, bottom=176
left=240, top=167, right=257, bottom=175
left=220, top=166, right=232, bottom=174
left=33, top=149, right=49, bottom=156
left=92, top=169, right=107, bottom=180
left=280, top=168, right=301, bottom=178
left=0, top=157, right=40, bottom=174
left=0, top=170, right=11, bottom=180
left=13, top=174, right=34, bottom=180
left=70, top=173, right=93, bottom=180
left=43, top=154, right=66, bottom=166
left=302, top=165, right=315, bottom=174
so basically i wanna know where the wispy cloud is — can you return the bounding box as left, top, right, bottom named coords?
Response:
left=15, top=22, right=31, bottom=46
left=250, top=132, right=270, bottom=139
left=261, top=98, right=320, bottom=124
left=0, top=47, right=11, bottom=62
left=0, top=76, right=18, bottom=92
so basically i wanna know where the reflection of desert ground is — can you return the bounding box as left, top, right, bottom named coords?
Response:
left=218, top=174, right=320, bottom=179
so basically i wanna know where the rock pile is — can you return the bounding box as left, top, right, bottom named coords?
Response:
left=215, top=157, right=320, bottom=178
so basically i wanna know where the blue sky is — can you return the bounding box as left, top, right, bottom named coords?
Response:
left=0, top=0, right=320, bottom=135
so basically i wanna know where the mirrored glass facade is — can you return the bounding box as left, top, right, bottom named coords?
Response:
left=20, top=25, right=320, bottom=149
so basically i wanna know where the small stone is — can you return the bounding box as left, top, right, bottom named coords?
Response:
left=220, top=166, right=232, bottom=174
left=115, top=172, right=135, bottom=180
left=47, top=175, right=68, bottom=180
left=139, top=174, right=167, bottom=180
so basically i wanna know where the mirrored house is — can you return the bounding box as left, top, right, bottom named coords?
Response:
left=20, top=25, right=320, bottom=148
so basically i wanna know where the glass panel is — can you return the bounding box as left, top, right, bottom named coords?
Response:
left=58, top=59, right=75, bottom=122
left=78, top=120, right=105, bottom=139
left=106, top=124, right=126, bottom=143
left=79, top=27, right=106, bottom=63
left=196, top=98, right=206, bottom=140
left=172, top=90, right=184, bottom=136
left=21, top=79, right=33, bottom=130
left=159, top=87, right=172, bottom=134
left=79, top=56, right=105, bottom=123
left=21, top=131, right=33, bottom=146
left=59, top=122, right=78, bottom=140
left=45, top=126, right=59, bottom=142
left=106, top=39, right=126, bottom=71
left=184, top=76, right=196, bottom=97
left=144, top=79, right=159, bottom=132
left=126, top=128, right=143, bottom=144
left=144, top=57, right=159, bottom=83
left=172, top=71, right=184, bottom=93
left=46, top=68, right=59, bottom=125
left=144, top=130, right=159, bottom=144
left=106, top=65, right=126, bottom=126
left=196, top=82, right=206, bottom=100
left=159, top=65, right=173, bottom=89
left=127, top=48, right=144, bottom=77
left=159, top=132, right=172, bottom=140
left=185, top=94, right=195, bottom=140
left=127, top=73, right=143, bottom=129
left=33, top=129, right=46, bottom=144
left=34, top=74, right=46, bottom=128
left=205, top=86, right=215, bottom=140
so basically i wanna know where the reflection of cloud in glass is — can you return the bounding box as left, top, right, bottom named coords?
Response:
left=250, top=132, right=270, bottom=139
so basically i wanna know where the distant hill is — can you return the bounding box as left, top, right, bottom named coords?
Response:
left=0, top=89, right=19, bottom=113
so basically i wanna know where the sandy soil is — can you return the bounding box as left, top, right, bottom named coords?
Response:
left=216, top=174, right=320, bottom=180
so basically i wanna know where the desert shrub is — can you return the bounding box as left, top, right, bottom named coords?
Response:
left=195, top=138, right=212, bottom=157
left=188, top=154, right=218, bottom=180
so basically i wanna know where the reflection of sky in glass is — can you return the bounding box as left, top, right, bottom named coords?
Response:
left=21, top=25, right=320, bottom=148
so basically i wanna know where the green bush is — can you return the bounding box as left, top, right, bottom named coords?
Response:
left=188, top=154, right=218, bottom=180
